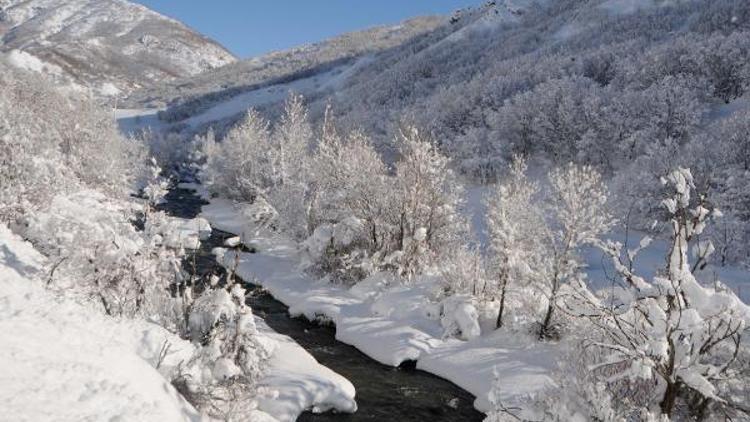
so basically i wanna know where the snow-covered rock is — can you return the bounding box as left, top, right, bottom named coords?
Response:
left=147, top=212, right=212, bottom=250
left=440, top=295, right=481, bottom=341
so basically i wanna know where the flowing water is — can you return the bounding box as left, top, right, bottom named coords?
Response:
left=159, top=185, right=484, bottom=422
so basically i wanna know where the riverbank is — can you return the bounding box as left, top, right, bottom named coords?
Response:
left=195, top=189, right=557, bottom=415
left=165, top=184, right=485, bottom=421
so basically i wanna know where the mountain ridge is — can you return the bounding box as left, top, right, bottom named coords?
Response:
left=0, top=0, right=236, bottom=96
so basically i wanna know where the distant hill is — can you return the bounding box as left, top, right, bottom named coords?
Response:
left=0, top=0, right=236, bottom=97
left=123, top=16, right=442, bottom=109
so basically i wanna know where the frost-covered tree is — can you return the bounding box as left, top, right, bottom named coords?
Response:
left=440, top=244, right=488, bottom=298
left=266, top=93, right=315, bottom=240
left=392, top=126, right=467, bottom=280
left=201, top=110, right=271, bottom=202
left=485, top=157, right=546, bottom=328
left=537, top=163, right=614, bottom=339
left=200, top=95, right=317, bottom=240
left=566, top=168, right=749, bottom=419
left=270, top=92, right=313, bottom=187
left=302, top=107, right=397, bottom=283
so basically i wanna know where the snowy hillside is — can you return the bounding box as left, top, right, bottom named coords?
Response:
left=123, top=16, right=441, bottom=109
left=0, top=225, right=203, bottom=422
left=0, top=0, right=235, bottom=96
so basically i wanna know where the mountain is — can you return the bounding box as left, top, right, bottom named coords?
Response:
left=123, top=16, right=442, bottom=109
left=0, top=0, right=235, bottom=97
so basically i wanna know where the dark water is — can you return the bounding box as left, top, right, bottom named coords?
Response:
left=159, top=185, right=484, bottom=422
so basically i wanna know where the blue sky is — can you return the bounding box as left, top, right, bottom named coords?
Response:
left=134, top=1, right=479, bottom=58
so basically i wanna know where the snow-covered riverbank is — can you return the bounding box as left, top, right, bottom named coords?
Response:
left=199, top=187, right=750, bottom=416
left=0, top=192, right=357, bottom=422
left=201, top=195, right=558, bottom=414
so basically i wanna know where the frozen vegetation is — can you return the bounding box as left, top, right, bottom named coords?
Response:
left=3, top=0, right=750, bottom=421
left=189, top=82, right=750, bottom=419
left=0, top=57, right=355, bottom=421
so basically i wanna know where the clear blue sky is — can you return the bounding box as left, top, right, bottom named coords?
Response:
left=134, top=1, right=479, bottom=58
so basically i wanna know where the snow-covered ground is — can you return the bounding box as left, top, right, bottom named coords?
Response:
left=113, top=108, right=165, bottom=135
left=183, top=57, right=369, bottom=128
left=202, top=197, right=558, bottom=413
left=0, top=196, right=356, bottom=421
left=148, top=213, right=212, bottom=250
left=114, top=56, right=372, bottom=135
left=256, top=319, right=357, bottom=420
left=0, top=225, right=207, bottom=422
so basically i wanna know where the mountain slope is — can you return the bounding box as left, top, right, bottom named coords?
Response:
left=0, top=0, right=236, bottom=96
left=123, top=16, right=441, bottom=109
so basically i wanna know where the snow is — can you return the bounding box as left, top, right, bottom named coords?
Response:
left=148, top=213, right=211, bottom=250
left=465, top=185, right=490, bottom=251
left=114, top=108, right=166, bottom=135
left=0, top=225, right=205, bottom=422
left=202, top=197, right=277, bottom=240
left=440, top=295, right=481, bottom=341
left=599, top=0, right=665, bottom=15
left=183, top=59, right=367, bottom=128
left=203, top=198, right=557, bottom=413
left=1, top=214, right=356, bottom=422
left=5, top=49, right=62, bottom=75
left=418, top=332, right=557, bottom=411
left=256, top=319, right=358, bottom=420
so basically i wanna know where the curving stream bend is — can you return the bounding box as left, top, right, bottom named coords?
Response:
left=159, top=184, right=485, bottom=422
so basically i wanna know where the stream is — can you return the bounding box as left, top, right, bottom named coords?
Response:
left=159, top=184, right=485, bottom=421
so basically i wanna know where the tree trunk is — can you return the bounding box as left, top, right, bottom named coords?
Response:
left=539, top=277, right=559, bottom=340
left=496, top=276, right=509, bottom=329
left=659, top=380, right=679, bottom=417
left=539, top=299, right=555, bottom=340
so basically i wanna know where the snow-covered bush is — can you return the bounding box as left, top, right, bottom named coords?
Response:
left=439, top=294, right=481, bottom=341
left=143, top=128, right=196, bottom=176
left=305, top=113, right=396, bottom=283
left=440, top=244, right=488, bottom=298
left=265, top=93, right=315, bottom=240
left=200, top=110, right=271, bottom=202
left=0, top=59, right=145, bottom=224
left=20, top=190, right=186, bottom=323
left=309, top=125, right=468, bottom=282
left=200, top=94, right=316, bottom=240
left=177, top=282, right=274, bottom=419
left=141, top=158, right=170, bottom=211
left=563, top=168, right=750, bottom=419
